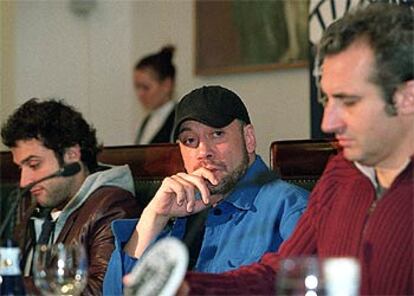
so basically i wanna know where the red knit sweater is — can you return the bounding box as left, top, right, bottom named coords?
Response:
left=186, top=153, right=414, bottom=295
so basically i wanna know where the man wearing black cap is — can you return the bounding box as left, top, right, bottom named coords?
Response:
left=172, top=4, right=413, bottom=295
left=103, top=85, right=308, bottom=295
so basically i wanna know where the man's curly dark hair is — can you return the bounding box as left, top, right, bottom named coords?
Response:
left=1, top=98, right=101, bottom=171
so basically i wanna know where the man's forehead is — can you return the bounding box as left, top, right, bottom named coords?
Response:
left=11, top=139, right=51, bottom=163
left=13, top=138, right=45, bottom=150
left=321, top=46, right=375, bottom=91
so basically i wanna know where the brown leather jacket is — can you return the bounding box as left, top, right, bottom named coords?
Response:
left=15, top=186, right=141, bottom=295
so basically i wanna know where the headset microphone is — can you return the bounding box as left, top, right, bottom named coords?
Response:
left=0, top=162, right=82, bottom=239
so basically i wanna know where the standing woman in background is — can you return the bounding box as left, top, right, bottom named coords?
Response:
left=133, top=45, right=176, bottom=144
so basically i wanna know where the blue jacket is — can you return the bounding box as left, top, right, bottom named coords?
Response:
left=103, top=156, right=308, bottom=295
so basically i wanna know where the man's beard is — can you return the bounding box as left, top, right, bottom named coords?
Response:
left=36, top=178, right=74, bottom=209
left=208, top=148, right=249, bottom=196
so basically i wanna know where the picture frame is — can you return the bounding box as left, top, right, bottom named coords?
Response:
left=195, top=0, right=310, bottom=76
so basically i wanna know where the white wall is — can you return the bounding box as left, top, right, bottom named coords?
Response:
left=0, top=1, right=16, bottom=149
left=11, top=0, right=139, bottom=146
left=2, top=0, right=310, bottom=160
left=132, top=1, right=310, bottom=159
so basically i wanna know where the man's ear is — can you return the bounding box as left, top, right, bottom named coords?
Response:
left=394, top=80, right=414, bottom=115
left=243, top=124, right=256, bottom=154
left=63, top=145, right=81, bottom=163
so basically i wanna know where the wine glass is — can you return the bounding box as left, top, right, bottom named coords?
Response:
left=33, top=243, right=88, bottom=296
left=276, top=256, right=324, bottom=296
left=323, top=257, right=360, bottom=296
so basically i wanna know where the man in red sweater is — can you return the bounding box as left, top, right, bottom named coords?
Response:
left=180, top=3, right=414, bottom=295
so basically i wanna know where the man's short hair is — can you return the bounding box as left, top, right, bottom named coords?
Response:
left=1, top=98, right=101, bottom=171
left=317, top=3, right=413, bottom=113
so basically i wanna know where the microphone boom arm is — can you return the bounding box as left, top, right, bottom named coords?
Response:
left=0, top=162, right=81, bottom=239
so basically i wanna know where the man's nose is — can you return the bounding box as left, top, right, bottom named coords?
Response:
left=19, top=168, right=34, bottom=188
left=321, top=101, right=344, bottom=134
left=197, top=140, right=214, bottom=160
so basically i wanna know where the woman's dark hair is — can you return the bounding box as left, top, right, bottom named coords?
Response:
left=134, top=45, right=176, bottom=81
left=1, top=98, right=101, bottom=171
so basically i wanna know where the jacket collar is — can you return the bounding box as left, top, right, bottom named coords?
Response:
left=54, top=165, right=134, bottom=243
left=222, top=155, right=277, bottom=211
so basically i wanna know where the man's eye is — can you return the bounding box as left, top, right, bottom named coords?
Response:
left=28, top=162, right=40, bottom=170
left=342, top=98, right=358, bottom=107
left=135, top=84, right=149, bottom=92
left=180, top=137, right=198, bottom=148
left=212, top=130, right=224, bottom=137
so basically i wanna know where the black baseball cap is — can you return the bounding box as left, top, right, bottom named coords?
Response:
left=172, top=85, right=251, bottom=141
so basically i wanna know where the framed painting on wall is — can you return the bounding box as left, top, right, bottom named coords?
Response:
left=195, top=0, right=310, bottom=76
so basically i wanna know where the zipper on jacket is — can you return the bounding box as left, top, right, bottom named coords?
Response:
left=357, top=196, right=380, bottom=293
left=362, top=200, right=377, bottom=237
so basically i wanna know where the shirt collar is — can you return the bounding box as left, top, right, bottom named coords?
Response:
left=50, top=210, right=61, bottom=221
left=32, top=207, right=61, bottom=221
left=354, top=162, right=378, bottom=188
left=139, top=100, right=175, bottom=144
left=150, top=100, right=175, bottom=118
left=354, top=157, right=412, bottom=188
left=222, top=155, right=275, bottom=211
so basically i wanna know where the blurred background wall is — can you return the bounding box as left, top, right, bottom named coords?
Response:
left=0, top=0, right=310, bottom=160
